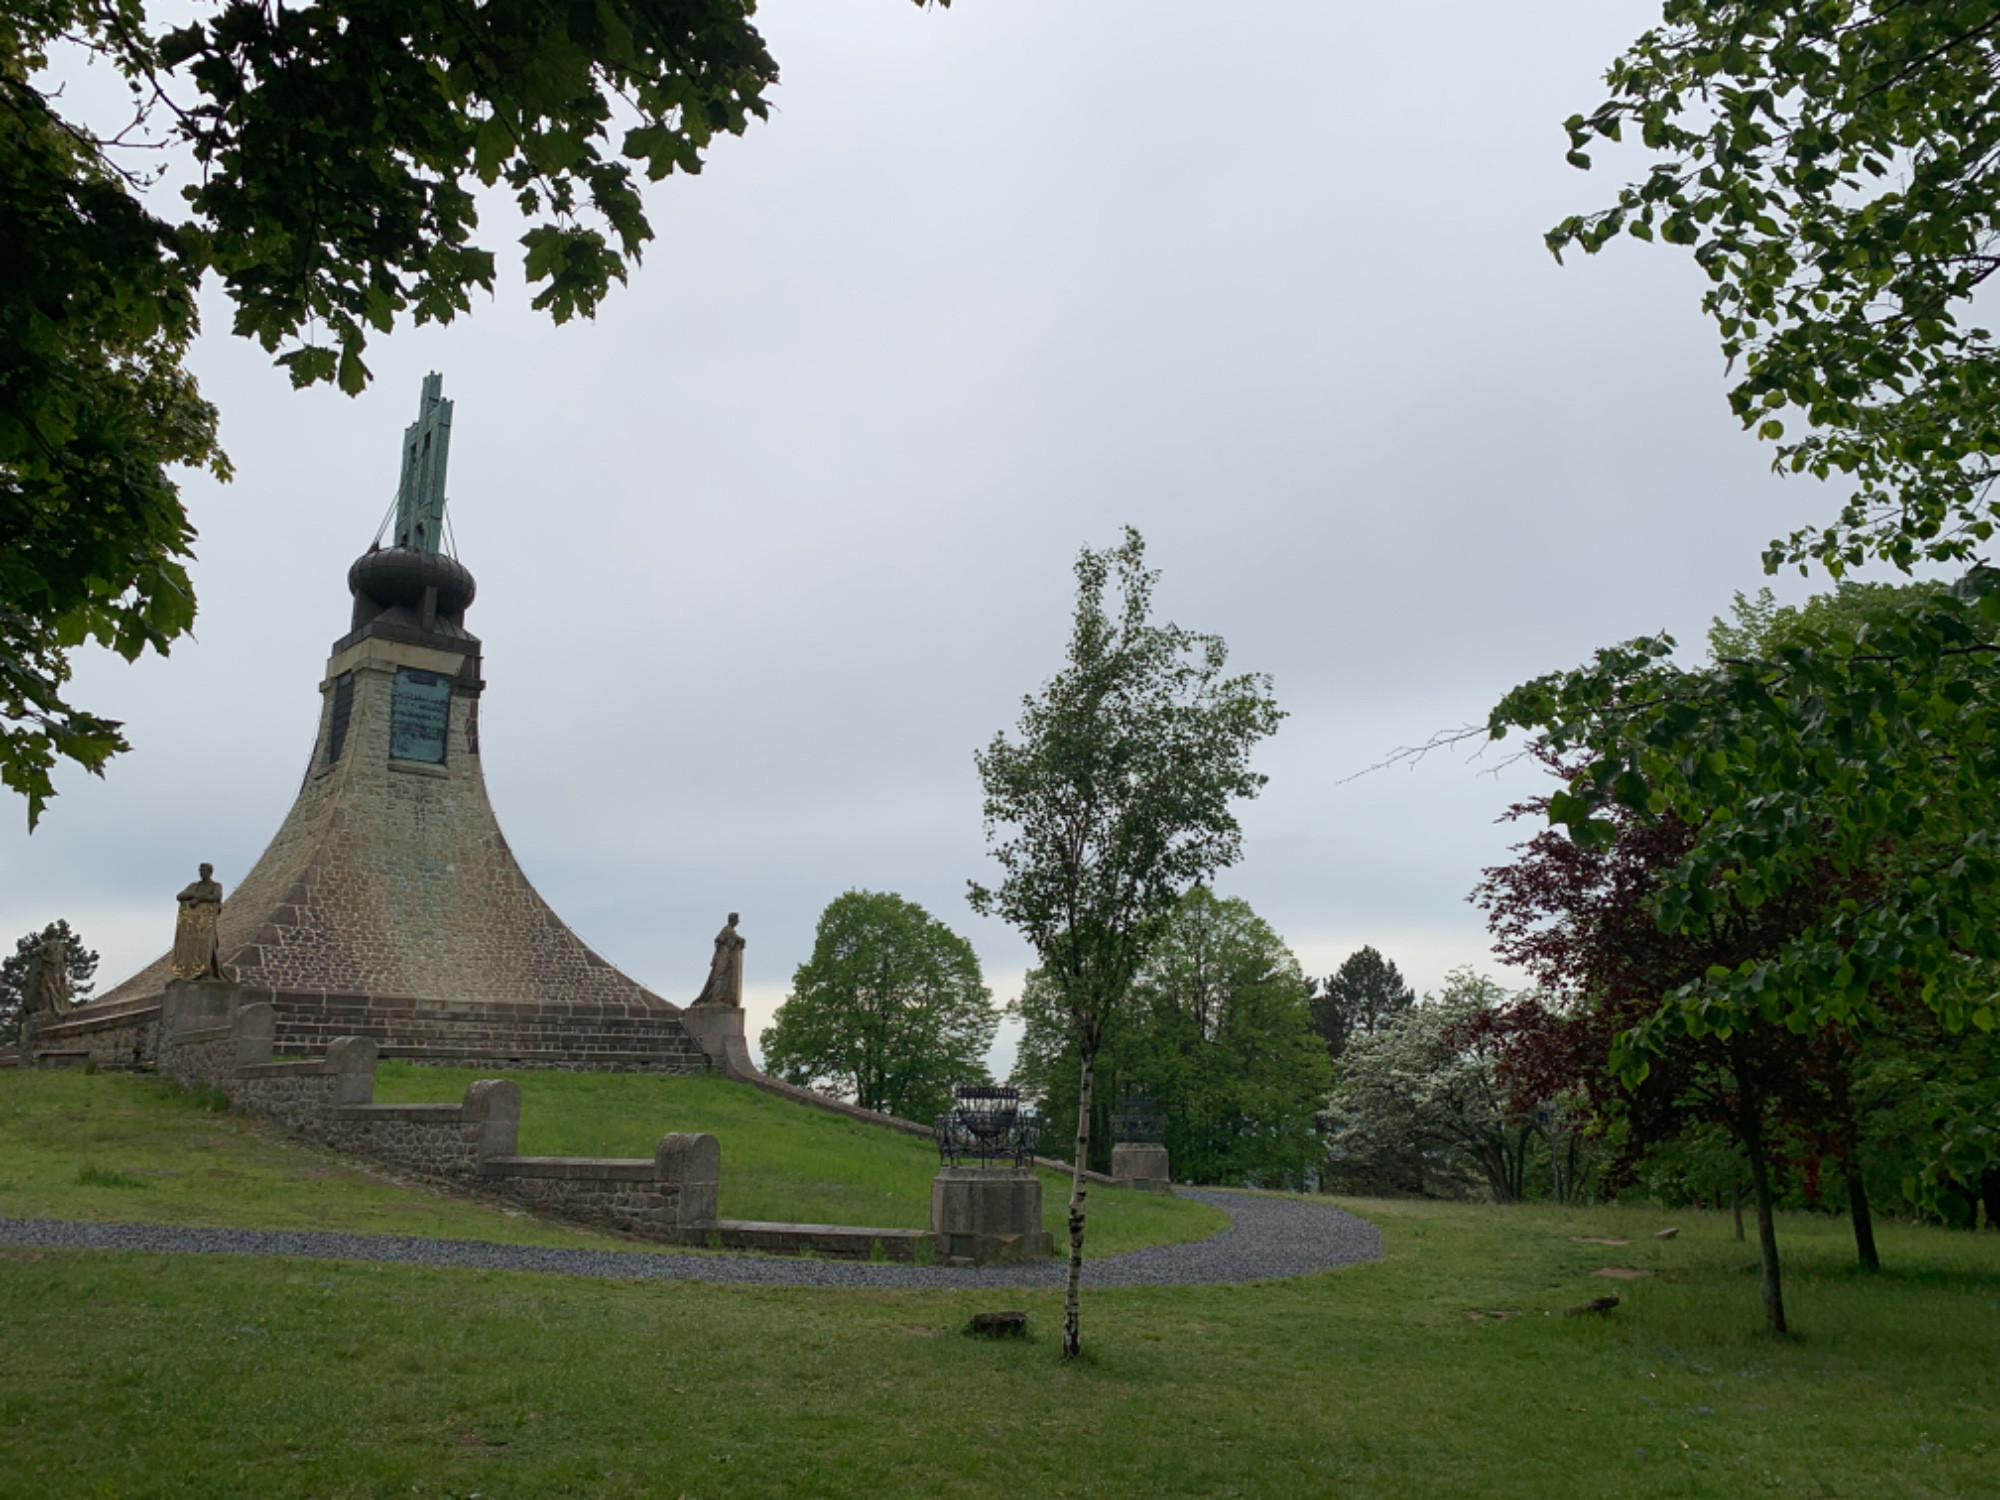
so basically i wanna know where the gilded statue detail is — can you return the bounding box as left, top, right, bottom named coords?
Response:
left=691, top=912, right=744, bottom=1008
left=171, top=862, right=231, bottom=982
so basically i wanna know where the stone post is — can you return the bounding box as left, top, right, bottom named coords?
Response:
left=461, top=1079, right=521, bottom=1162
left=655, top=1132, right=721, bottom=1228
left=1110, top=1142, right=1172, bottom=1193
left=326, top=1038, right=379, bottom=1105
left=234, top=1003, right=276, bottom=1069
left=930, top=1167, right=1054, bottom=1265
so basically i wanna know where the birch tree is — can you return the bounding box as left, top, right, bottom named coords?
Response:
left=969, top=527, right=1281, bottom=1359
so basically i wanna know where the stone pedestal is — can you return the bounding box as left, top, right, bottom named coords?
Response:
left=1111, top=1143, right=1172, bottom=1193
left=681, top=1003, right=759, bottom=1080
left=930, top=1167, right=1055, bottom=1265
left=162, top=977, right=241, bottom=1038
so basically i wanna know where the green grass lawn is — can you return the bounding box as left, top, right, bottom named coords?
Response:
left=0, top=1069, right=624, bottom=1248
left=368, top=1063, right=1220, bottom=1253
left=0, top=1068, right=1220, bottom=1257
left=0, top=1196, right=1994, bottom=1497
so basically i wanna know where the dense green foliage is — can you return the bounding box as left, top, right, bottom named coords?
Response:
left=1479, top=578, right=2000, bottom=1327
left=1, top=36, right=224, bottom=824
left=759, top=890, right=996, bottom=1123
left=970, top=526, right=1282, bottom=1354
left=1492, top=579, right=2000, bottom=1064
left=5, top=0, right=944, bottom=820
left=2, top=1198, right=1997, bottom=1495
left=1555, top=0, right=2000, bottom=574
left=1011, top=888, right=1330, bottom=1189
left=0, top=917, right=95, bottom=1043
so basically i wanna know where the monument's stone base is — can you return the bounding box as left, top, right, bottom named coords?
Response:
left=680, top=1003, right=757, bottom=1079
left=144, top=983, right=722, bottom=1241
left=1111, top=1143, right=1172, bottom=1193
left=8, top=983, right=714, bottom=1076
left=931, top=1167, right=1055, bottom=1265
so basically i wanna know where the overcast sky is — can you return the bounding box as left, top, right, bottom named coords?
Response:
left=7, top=0, right=1829, bottom=1072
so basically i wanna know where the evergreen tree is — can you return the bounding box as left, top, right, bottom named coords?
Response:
left=1309, top=945, right=1413, bottom=1060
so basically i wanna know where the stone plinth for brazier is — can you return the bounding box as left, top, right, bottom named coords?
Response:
left=1111, top=1142, right=1172, bottom=1193
left=930, top=1167, right=1054, bottom=1265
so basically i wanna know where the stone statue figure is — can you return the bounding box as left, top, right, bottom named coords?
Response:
left=171, top=863, right=231, bottom=982
left=691, top=913, right=744, bottom=1008
left=21, top=929, right=73, bottom=1020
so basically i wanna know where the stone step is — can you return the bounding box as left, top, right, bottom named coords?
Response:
left=26, top=1049, right=93, bottom=1070
left=697, top=1220, right=933, bottom=1263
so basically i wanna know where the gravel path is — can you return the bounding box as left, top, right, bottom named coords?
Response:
left=0, top=1188, right=1380, bottom=1290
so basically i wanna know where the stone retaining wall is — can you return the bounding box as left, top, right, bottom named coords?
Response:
left=21, top=1005, right=160, bottom=1071
left=12, top=983, right=713, bottom=1076
left=147, top=982, right=717, bottom=1243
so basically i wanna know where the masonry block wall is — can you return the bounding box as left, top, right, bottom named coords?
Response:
left=153, top=985, right=718, bottom=1242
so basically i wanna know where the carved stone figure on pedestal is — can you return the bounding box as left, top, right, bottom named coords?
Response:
left=171, top=863, right=232, bottom=982
left=22, top=929, right=74, bottom=1022
left=682, top=913, right=756, bottom=1079
left=691, top=913, right=744, bottom=1008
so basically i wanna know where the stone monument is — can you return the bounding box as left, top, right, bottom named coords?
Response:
left=681, top=913, right=758, bottom=1078
left=691, top=913, right=745, bottom=1007
left=171, top=863, right=231, bottom=982
left=929, top=1086, right=1054, bottom=1265
left=20, top=929, right=73, bottom=1023
left=87, top=375, right=718, bottom=1074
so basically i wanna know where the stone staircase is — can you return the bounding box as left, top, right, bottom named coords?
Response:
left=265, top=991, right=711, bottom=1073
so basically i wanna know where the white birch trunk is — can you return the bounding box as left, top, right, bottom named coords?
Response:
left=1063, top=1049, right=1095, bottom=1359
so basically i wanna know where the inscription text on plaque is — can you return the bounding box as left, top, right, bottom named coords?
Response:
left=389, top=668, right=451, bottom=764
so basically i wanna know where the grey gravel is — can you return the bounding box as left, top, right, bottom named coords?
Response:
left=0, top=1188, right=1380, bottom=1289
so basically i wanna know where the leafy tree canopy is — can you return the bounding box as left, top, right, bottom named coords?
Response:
left=970, top=525, right=1282, bottom=1357
left=1322, top=971, right=1541, bottom=1203
left=1011, top=886, right=1329, bottom=1189
left=760, top=889, right=994, bottom=1123
left=1492, top=576, right=2000, bottom=1066
left=1554, top=0, right=2000, bottom=575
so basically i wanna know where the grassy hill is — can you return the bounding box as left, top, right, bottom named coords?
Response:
left=370, top=1062, right=1216, bottom=1248
left=0, top=1068, right=1221, bottom=1255
left=0, top=1189, right=1994, bottom=1496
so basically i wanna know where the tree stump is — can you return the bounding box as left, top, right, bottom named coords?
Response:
left=967, top=1310, right=1028, bottom=1338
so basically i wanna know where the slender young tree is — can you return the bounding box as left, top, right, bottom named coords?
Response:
left=970, top=527, right=1282, bottom=1358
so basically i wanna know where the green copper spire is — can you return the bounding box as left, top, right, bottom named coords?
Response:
left=393, top=372, right=453, bottom=553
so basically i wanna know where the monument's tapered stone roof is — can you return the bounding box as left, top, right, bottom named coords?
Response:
left=98, top=377, right=702, bottom=1071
